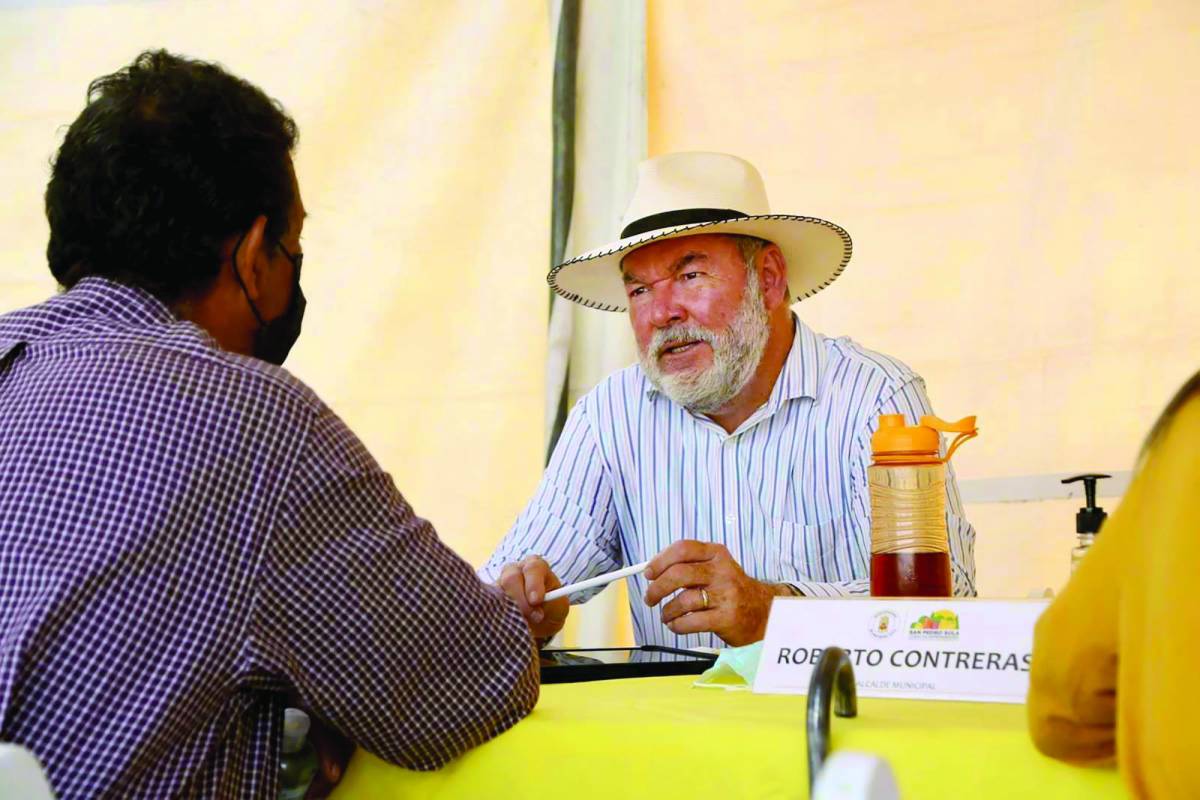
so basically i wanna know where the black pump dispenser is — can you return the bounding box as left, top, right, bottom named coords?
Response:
left=1061, top=474, right=1111, bottom=534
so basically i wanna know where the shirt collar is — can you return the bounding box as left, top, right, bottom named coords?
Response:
left=772, top=314, right=824, bottom=404
left=641, top=313, right=825, bottom=406
left=60, top=276, right=179, bottom=328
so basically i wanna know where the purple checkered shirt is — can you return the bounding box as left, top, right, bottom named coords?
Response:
left=0, top=278, right=539, bottom=798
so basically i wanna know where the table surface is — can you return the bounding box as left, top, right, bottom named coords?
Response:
left=333, top=675, right=1126, bottom=799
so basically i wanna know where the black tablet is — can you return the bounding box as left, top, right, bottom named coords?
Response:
left=539, top=645, right=717, bottom=684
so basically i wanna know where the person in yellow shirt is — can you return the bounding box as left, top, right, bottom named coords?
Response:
left=1028, top=373, right=1200, bottom=797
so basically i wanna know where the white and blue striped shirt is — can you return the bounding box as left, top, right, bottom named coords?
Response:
left=482, top=316, right=976, bottom=648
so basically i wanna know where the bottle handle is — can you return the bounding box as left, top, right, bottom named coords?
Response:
left=919, top=415, right=978, bottom=463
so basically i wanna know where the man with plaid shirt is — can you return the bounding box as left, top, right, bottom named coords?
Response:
left=0, top=50, right=538, bottom=798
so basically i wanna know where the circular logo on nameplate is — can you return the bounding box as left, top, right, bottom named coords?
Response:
left=870, top=610, right=899, bottom=638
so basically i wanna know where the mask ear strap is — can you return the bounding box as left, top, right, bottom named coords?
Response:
left=229, top=231, right=267, bottom=327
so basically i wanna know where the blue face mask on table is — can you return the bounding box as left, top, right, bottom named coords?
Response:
left=693, top=641, right=764, bottom=691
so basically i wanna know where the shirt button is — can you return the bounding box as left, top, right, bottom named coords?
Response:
left=725, top=514, right=736, bottom=525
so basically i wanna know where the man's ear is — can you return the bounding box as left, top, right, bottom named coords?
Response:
left=233, top=215, right=271, bottom=302
left=758, top=243, right=790, bottom=310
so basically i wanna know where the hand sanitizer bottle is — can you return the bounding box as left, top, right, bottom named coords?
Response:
left=1061, top=474, right=1110, bottom=573
left=278, top=708, right=318, bottom=800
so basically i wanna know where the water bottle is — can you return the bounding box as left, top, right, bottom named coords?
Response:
left=278, top=708, right=318, bottom=800
left=868, top=414, right=977, bottom=597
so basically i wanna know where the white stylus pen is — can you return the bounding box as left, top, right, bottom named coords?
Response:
left=542, top=560, right=650, bottom=602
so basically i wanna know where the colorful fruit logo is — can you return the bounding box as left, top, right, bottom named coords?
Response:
left=911, top=609, right=959, bottom=632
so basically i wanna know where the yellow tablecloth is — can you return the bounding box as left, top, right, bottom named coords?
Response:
left=333, top=676, right=1125, bottom=799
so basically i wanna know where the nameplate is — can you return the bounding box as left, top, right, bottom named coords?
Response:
left=753, top=598, right=1050, bottom=704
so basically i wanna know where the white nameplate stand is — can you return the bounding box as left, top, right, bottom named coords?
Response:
left=753, top=598, right=1050, bottom=703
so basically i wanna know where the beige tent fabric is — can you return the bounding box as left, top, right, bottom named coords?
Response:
left=647, top=0, right=1200, bottom=597
left=0, top=1, right=551, bottom=567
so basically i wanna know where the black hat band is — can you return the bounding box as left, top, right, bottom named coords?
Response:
left=620, top=207, right=748, bottom=239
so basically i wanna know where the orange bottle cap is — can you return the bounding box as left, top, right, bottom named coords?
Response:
left=871, top=414, right=978, bottom=464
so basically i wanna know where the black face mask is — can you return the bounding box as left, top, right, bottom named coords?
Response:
left=231, top=232, right=306, bottom=366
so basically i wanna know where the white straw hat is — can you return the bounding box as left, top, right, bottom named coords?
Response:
left=548, top=152, right=852, bottom=312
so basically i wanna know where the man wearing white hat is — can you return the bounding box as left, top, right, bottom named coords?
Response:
left=482, top=152, right=975, bottom=648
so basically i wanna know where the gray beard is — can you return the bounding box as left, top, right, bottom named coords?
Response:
left=638, top=269, right=770, bottom=414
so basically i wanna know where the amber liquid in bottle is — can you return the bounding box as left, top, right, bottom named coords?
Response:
left=870, top=551, right=951, bottom=597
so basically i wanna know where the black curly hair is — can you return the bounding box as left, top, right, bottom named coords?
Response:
left=45, top=49, right=298, bottom=303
